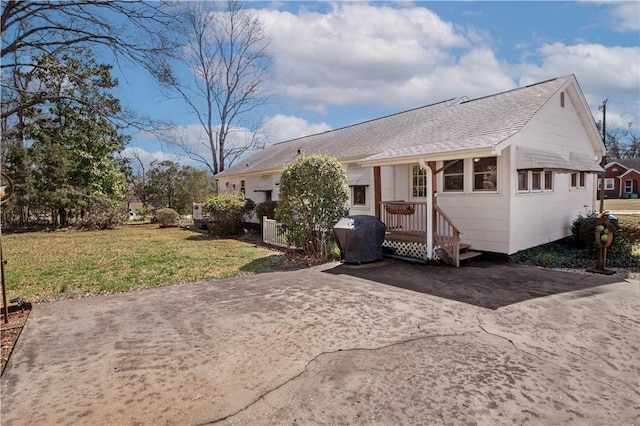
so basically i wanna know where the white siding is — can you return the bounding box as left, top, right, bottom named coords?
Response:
left=435, top=152, right=511, bottom=253
left=347, top=166, right=375, bottom=216
left=507, top=90, right=600, bottom=254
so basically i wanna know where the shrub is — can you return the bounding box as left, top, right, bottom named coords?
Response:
left=276, top=154, right=349, bottom=260
left=203, top=191, right=254, bottom=236
left=156, top=208, right=179, bottom=228
left=255, top=201, right=278, bottom=224
left=137, top=205, right=150, bottom=220
left=75, top=194, right=128, bottom=230
left=571, top=212, right=598, bottom=249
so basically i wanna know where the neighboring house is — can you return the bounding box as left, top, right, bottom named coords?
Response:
left=215, top=75, right=605, bottom=265
left=601, top=159, right=640, bottom=199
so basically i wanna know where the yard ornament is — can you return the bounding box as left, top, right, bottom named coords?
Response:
left=587, top=211, right=616, bottom=275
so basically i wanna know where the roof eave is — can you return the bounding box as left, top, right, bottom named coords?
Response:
left=357, top=146, right=499, bottom=167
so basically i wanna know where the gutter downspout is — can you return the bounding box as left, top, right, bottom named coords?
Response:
left=418, top=158, right=433, bottom=261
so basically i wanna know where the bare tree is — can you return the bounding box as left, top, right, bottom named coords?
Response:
left=1, top=0, right=176, bottom=121
left=152, top=0, right=272, bottom=175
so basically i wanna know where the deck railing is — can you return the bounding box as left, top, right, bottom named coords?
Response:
left=379, top=201, right=428, bottom=235
left=379, top=201, right=462, bottom=266
left=434, top=205, right=461, bottom=266
left=262, top=217, right=295, bottom=248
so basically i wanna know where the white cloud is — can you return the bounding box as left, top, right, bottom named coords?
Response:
left=121, top=146, right=199, bottom=171
left=517, top=42, right=640, bottom=130
left=259, top=114, right=332, bottom=144
left=608, top=2, right=640, bottom=32
left=256, top=3, right=494, bottom=111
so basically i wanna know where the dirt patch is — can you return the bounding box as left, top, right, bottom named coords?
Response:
left=1, top=303, right=31, bottom=376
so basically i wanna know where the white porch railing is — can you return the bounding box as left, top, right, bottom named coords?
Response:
left=379, top=201, right=428, bottom=235
left=379, top=200, right=462, bottom=266
left=434, top=205, right=461, bottom=267
left=262, top=217, right=295, bottom=248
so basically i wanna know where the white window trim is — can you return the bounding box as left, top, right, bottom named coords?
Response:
left=518, top=170, right=551, bottom=194
left=442, top=159, right=465, bottom=193
left=625, top=179, right=633, bottom=194
left=350, top=185, right=369, bottom=209
left=531, top=171, right=543, bottom=192
left=605, top=178, right=614, bottom=190
left=472, top=157, right=498, bottom=192
left=570, top=172, right=586, bottom=190
left=411, top=164, right=429, bottom=199
left=517, top=170, right=529, bottom=192
left=599, top=178, right=614, bottom=190
left=544, top=171, right=554, bottom=192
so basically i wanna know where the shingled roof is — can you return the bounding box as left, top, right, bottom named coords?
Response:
left=217, top=75, right=574, bottom=178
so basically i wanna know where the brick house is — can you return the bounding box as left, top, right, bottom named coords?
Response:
left=601, top=159, right=640, bottom=198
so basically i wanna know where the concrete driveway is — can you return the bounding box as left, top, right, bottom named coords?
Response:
left=1, top=260, right=638, bottom=425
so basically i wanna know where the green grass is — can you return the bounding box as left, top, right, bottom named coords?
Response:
left=603, top=198, right=640, bottom=211
left=2, top=224, right=290, bottom=302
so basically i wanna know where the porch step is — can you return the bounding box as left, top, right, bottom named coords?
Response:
left=458, top=250, right=483, bottom=262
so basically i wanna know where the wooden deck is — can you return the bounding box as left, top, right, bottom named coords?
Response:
left=380, top=201, right=481, bottom=265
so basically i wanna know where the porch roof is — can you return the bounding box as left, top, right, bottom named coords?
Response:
left=217, top=76, right=576, bottom=178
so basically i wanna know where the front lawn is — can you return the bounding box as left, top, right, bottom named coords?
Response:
left=2, top=224, right=293, bottom=302
left=603, top=198, right=640, bottom=211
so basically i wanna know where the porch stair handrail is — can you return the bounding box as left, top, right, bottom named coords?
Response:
left=434, top=205, right=461, bottom=267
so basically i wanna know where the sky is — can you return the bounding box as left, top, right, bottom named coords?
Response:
left=113, top=1, right=640, bottom=171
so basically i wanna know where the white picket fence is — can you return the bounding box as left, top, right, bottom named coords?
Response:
left=262, top=217, right=296, bottom=248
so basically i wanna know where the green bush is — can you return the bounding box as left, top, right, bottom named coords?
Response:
left=255, top=201, right=278, bottom=223
left=75, top=193, right=128, bottom=230
left=137, top=205, right=150, bottom=220
left=156, top=208, right=179, bottom=228
left=276, top=154, right=349, bottom=260
left=571, top=212, right=598, bottom=249
left=203, top=191, right=254, bottom=236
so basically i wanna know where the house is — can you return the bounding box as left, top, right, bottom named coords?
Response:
left=215, top=75, right=605, bottom=265
left=601, top=159, right=640, bottom=199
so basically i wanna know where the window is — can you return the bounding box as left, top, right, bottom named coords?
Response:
left=560, top=91, right=565, bottom=108
left=532, top=171, right=541, bottom=191
left=571, top=172, right=586, bottom=189
left=265, top=190, right=272, bottom=202
left=599, top=178, right=614, bottom=190
left=473, top=157, right=497, bottom=191
left=519, top=171, right=547, bottom=193
left=625, top=180, right=633, bottom=194
left=518, top=171, right=528, bottom=191
left=605, top=178, right=614, bottom=190
left=544, top=171, right=553, bottom=191
left=412, top=165, right=428, bottom=197
left=443, top=160, right=464, bottom=192
left=352, top=186, right=367, bottom=206
left=240, top=180, right=245, bottom=194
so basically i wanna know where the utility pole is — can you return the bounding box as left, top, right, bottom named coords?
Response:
left=598, top=99, right=607, bottom=213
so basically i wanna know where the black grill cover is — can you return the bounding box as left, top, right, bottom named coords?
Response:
left=333, top=215, right=386, bottom=263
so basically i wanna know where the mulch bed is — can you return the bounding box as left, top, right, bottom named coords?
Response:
left=1, top=303, right=31, bottom=376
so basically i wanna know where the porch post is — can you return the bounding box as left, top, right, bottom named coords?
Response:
left=419, top=159, right=433, bottom=260
left=426, top=166, right=433, bottom=260
left=374, top=166, right=382, bottom=219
